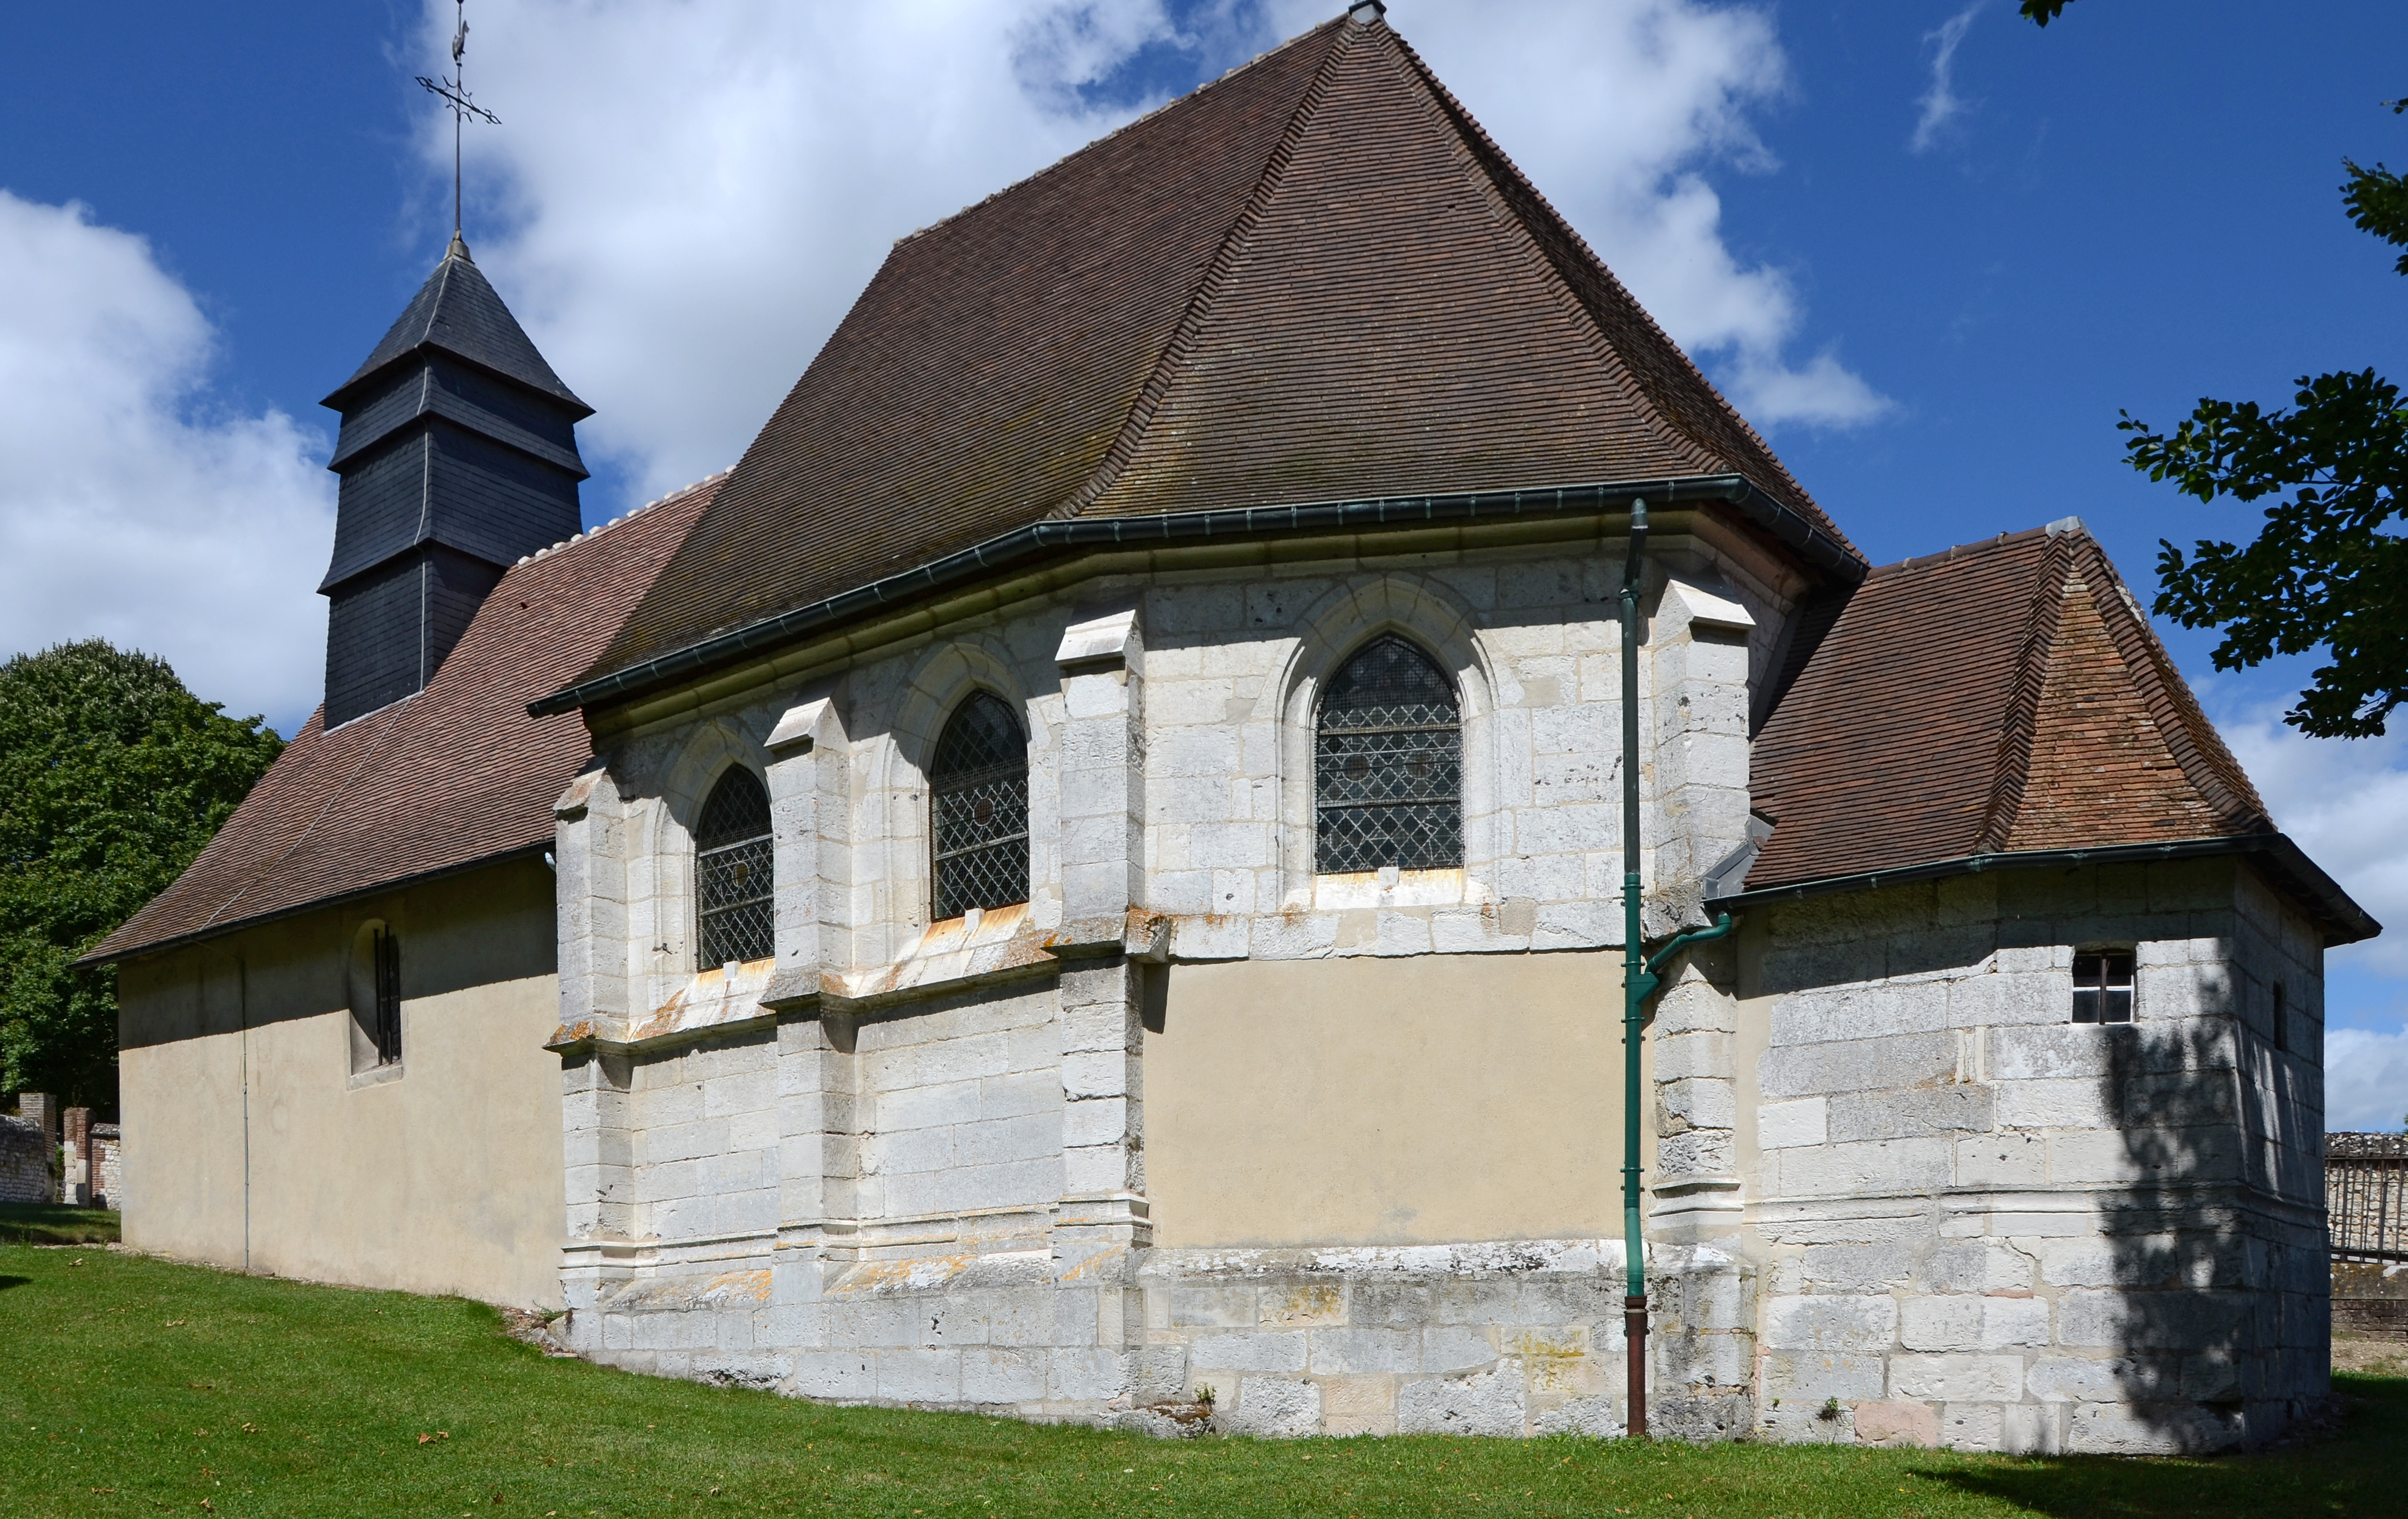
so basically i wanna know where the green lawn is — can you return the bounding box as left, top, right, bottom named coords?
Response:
left=0, top=1203, right=119, bottom=1247
left=0, top=1245, right=2400, bottom=1518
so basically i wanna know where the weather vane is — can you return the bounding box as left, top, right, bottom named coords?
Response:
left=416, top=0, right=501, bottom=244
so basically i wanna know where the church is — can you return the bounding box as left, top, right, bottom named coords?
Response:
left=88, top=6, right=2370, bottom=1454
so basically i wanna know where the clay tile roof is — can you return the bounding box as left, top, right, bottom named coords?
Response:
left=84, top=476, right=721, bottom=965
left=1745, top=522, right=2281, bottom=894
left=573, top=13, right=1850, bottom=698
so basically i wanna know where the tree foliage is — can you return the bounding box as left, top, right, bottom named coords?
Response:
left=2026, top=0, right=2407, bottom=736
left=2126, top=373, right=2408, bottom=737
left=0, top=641, right=283, bottom=1108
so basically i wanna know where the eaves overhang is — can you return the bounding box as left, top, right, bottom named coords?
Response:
left=1707, top=832, right=2380, bottom=948
left=531, top=473, right=1866, bottom=719
left=74, top=841, right=553, bottom=970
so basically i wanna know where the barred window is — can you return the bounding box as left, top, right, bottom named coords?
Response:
left=370, top=925, right=402, bottom=1066
left=1315, top=635, right=1463, bottom=875
left=931, top=691, right=1030, bottom=922
left=695, top=767, right=774, bottom=968
left=2070, top=950, right=2134, bottom=1024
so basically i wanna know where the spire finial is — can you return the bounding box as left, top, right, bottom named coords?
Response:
left=416, top=0, right=501, bottom=244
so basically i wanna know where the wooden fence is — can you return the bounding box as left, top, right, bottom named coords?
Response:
left=2329, top=1132, right=2408, bottom=1263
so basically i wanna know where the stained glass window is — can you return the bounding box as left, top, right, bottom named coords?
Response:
left=932, top=692, right=1030, bottom=921
left=1315, top=635, right=1463, bottom=875
left=696, top=766, right=774, bottom=968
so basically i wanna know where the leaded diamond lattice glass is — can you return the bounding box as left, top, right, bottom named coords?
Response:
left=932, top=691, right=1030, bottom=922
left=1316, top=635, right=1463, bottom=875
left=695, top=766, right=774, bottom=968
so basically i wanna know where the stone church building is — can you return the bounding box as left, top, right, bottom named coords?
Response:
left=90, top=7, right=2372, bottom=1454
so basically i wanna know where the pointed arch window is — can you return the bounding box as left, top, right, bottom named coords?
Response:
left=1316, top=634, right=1463, bottom=875
left=695, top=766, right=774, bottom=968
left=931, top=692, right=1030, bottom=922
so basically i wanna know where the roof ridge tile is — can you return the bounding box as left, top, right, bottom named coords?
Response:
left=1974, top=536, right=2075, bottom=852
left=892, top=17, right=1350, bottom=252
left=1056, top=18, right=1357, bottom=521
left=1379, top=27, right=1841, bottom=546
left=2072, top=534, right=2272, bottom=832
left=520, top=467, right=733, bottom=565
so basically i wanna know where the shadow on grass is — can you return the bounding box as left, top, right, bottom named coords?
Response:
left=0, top=1202, right=121, bottom=1246
left=1908, top=1375, right=2408, bottom=1519
left=0, top=1276, right=26, bottom=1291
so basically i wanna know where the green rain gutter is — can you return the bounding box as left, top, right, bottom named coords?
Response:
left=1617, top=495, right=1740, bottom=1438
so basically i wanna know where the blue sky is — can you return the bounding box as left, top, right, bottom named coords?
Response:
left=2, top=0, right=2403, bottom=1122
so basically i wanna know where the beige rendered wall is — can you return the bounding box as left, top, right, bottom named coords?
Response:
left=1144, top=951, right=1642, bottom=1247
left=116, top=857, right=567, bottom=1308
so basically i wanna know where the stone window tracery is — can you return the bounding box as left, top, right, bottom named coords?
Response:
left=695, top=766, right=774, bottom=968
left=1314, top=634, right=1463, bottom=875
left=931, top=691, right=1029, bottom=921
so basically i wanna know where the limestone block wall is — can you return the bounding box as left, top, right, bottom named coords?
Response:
left=630, top=1031, right=781, bottom=1251
left=852, top=985, right=1066, bottom=1226
left=93, top=1124, right=122, bottom=1212
left=1736, top=859, right=2328, bottom=1454
left=548, top=522, right=1811, bottom=1435
left=0, top=1114, right=49, bottom=1203
left=567, top=526, right=1795, bottom=1022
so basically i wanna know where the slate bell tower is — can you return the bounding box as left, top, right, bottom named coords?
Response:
left=317, top=234, right=591, bottom=727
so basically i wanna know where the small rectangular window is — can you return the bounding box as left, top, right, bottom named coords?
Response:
left=373, top=926, right=403, bottom=1065
left=2071, top=951, right=2133, bottom=1024
left=2272, top=982, right=2288, bottom=1052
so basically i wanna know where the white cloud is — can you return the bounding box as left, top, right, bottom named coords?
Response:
left=2217, top=700, right=2408, bottom=978
left=0, top=192, right=333, bottom=732
left=1911, top=1, right=1986, bottom=154
left=2327, top=1027, right=2408, bottom=1133
left=437, top=0, right=1176, bottom=505
left=435, top=0, right=1888, bottom=506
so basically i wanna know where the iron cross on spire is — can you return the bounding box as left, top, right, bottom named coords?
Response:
left=416, top=0, right=501, bottom=244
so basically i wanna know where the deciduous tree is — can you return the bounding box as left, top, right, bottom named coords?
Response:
left=2023, top=1, right=2408, bottom=737
left=0, top=641, right=282, bottom=1109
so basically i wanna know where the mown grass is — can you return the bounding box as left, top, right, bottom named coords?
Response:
left=0, top=1243, right=2401, bottom=1518
left=0, top=1203, right=120, bottom=1247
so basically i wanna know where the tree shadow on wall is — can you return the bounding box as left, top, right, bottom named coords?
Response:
left=2084, top=1012, right=2325, bottom=1455
left=1917, top=1004, right=2364, bottom=1519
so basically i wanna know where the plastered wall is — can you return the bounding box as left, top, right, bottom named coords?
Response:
left=1144, top=953, right=1641, bottom=1247
left=116, top=857, right=567, bottom=1308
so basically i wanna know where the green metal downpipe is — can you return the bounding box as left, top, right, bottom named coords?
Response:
left=1617, top=498, right=1651, bottom=1437
left=1618, top=498, right=1740, bottom=1436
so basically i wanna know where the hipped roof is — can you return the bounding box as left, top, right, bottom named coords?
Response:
left=84, top=479, right=718, bottom=965
left=569, top=12, right=1850, bottom=705
left=1741, top=522, right=2377, bottom=942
